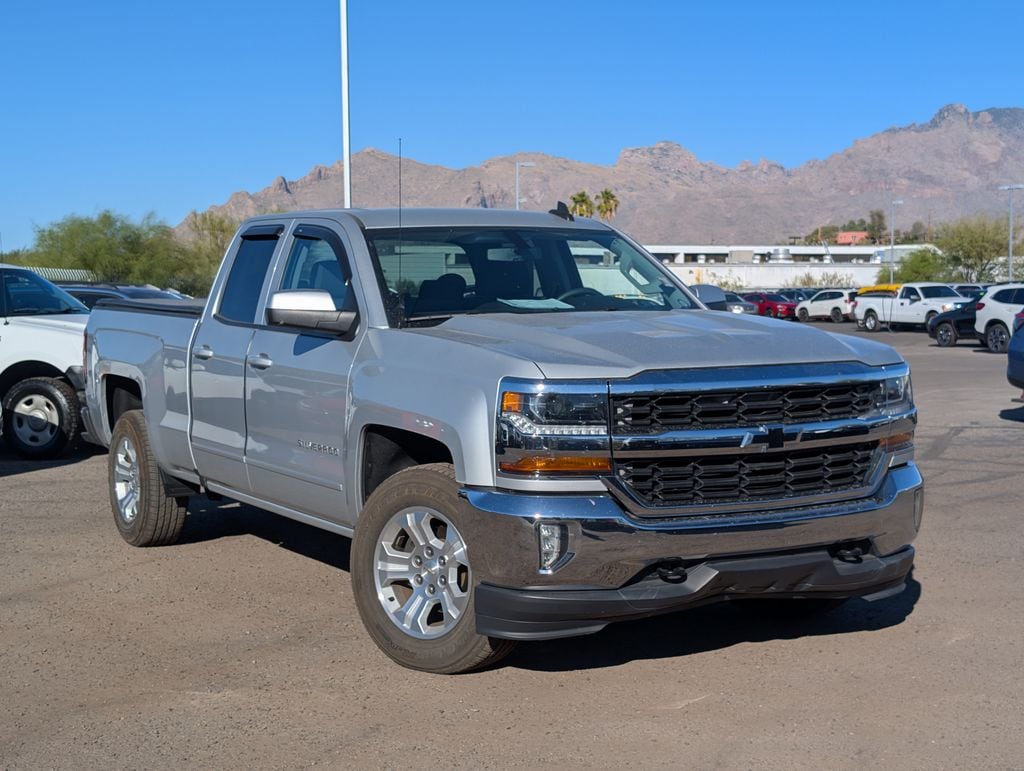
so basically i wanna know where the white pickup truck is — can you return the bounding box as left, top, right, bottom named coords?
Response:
left=1, top=264, right=90, bottom=458
left=854, top=282, right=969, bottom=332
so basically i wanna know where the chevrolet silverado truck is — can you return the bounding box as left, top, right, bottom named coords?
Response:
left=1, top=264, right=90, bottom=458
left=854, top=282, right=969, bottom=332
left=83, top=208, right=923, bottom=673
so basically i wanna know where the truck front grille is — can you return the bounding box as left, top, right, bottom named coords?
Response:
left=611, top=382, right=879, bottom=434
left=615, top=442, right=878, bottom=507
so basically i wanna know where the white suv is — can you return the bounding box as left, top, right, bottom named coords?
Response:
left=974, top=283, right=1024, bottom=353
left=796, top=289, right=856, bottom=322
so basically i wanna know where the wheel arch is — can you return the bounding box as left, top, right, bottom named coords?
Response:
left=358, top=423, right=456, bottom=506
left=0, top=360, right=65, bottom=402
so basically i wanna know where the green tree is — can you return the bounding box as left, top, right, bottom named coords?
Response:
left=867, top=209, right=887, bottom=244
left=595, top=189, right=619, bottom=221
left=569, top=191, right=594, bottom=218
left=805, top=224, right=840, bottom=244
left=840, top=218, right=867, bottom=231
left=935, top=215, right=1017, bottom=282
left=875, top=247, right=950, bottom=283
left=178, top=210, right=239, bottom=295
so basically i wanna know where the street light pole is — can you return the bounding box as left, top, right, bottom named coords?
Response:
left=514, top=161, right=535, bottom=210
left=340, top=0, right=352, bottom=207
left=888, top=199, right=903, bottom=284
left=998, top=184, right=1024, bottom=281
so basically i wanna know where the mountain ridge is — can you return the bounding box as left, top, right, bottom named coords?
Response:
left=193, top=104, right=1024, bottom=243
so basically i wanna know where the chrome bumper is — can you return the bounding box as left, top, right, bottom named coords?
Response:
left=459, top=462, right=923, bottom=590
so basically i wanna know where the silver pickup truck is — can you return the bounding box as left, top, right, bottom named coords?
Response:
left=83, top=208, right=923, bottom=673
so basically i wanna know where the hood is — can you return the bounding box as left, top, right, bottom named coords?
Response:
left=9, top=314, right=90, bottom=333
left=409, top=310, right=904, bottom=379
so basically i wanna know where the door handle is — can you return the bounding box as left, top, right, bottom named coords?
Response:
left=247, top=354, right=274, bottom=370
left=193, top=345, right=214, bottom=360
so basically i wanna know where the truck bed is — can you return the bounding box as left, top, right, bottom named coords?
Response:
left=93, top=297, right=205, bottom=316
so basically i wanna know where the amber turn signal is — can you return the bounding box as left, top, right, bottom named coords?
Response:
left=501, top=392, right=524, bottom=413
left=880, top=431, right=914, bottom=450
left=499, top=455, right=612, bottom=475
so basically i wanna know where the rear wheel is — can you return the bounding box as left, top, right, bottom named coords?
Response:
left=2, top=377, right=80, bottom=459
left=351, top=464, right=516, bottom=673
left=864, top=310, right=880, bottom=332
left=935, top=321, right=957, bottom=347
left=109, top=410, right=188, bottom=546
left=987, top=322, right=1010, bottom=353
left=797, top=308, right=810, bottom=322
left=830, top=307, right=844, bottom=323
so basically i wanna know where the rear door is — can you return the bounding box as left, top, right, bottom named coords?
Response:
left=243, top=222, right=362, bottom=525
left=190, top=224, right=284, bottom=492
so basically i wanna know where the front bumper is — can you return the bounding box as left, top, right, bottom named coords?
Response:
left=460, top=463, right=923, bottom=640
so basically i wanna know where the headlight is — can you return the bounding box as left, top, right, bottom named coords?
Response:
left=876, top=373, right=913, bottom=416
left=496, top=384, right=611, bottom=476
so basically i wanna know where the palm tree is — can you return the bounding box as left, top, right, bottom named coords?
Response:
left=596, top=189, right=619, bottom=221
left=569, top=191, right=594, bottom=218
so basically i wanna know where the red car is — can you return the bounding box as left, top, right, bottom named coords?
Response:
left=742, top=292, right=798, bottom=318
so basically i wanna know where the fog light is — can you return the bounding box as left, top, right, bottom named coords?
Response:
left=537, top=522, right=568, bottom=571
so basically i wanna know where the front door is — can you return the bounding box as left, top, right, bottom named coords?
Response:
left=190, top=226, right=282, bottom=492
left=244, top=224, right=361, bottom=525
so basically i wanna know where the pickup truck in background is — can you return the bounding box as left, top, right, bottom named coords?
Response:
left=1, top=265, right=90, bottom=458
left=83, top=208, right=924, bottom=673
left=854, top=282, right=969, bottom=332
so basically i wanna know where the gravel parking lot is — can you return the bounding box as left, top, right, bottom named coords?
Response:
left=2, top=323, right=1022, bottom=769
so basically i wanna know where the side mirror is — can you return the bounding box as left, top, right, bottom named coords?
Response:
left=266, top=289, right=358, bottom=335
left=690, top=283, right=728, bottom=311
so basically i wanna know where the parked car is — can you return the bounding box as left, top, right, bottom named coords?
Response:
left=1, top=265, right=90, bottom=458
left=777, top=288, right=812, bottom=304
left=973, top=283, right=1024, bottom=353
left=57, top=282, right=185, bottom=310
left=723, top=291, right=758, bottom=314
left=82, top=207, right=922, bottom=674
left=796, top=289, right=856, bottom=323
left=952, top=284, right=988, bottom=300
left=855, top=282, right=969, bottom=332
left=742, top=292, right=798, bottom=318
left=926, top=301, right=980, bottom=347
left=1008, top=312, right=1024, bottom=389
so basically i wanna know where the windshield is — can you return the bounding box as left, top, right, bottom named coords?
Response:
left=2, top=269, right=88, bottom=316
left=364, top=227, right=698, bottom=326
left=920, top=285, right=959, bottom=299
left=724, top=292, right=745, bottom=303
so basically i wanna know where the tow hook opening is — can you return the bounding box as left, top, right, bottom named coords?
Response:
left=830, top=539, right=873, bottom=563
left=655, top=559, right=688, bottom=584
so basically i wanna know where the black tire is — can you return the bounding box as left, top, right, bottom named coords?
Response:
left=765, top=307, right=775, bottom=317
left=987, top=322, right=1010, bottom=353
left=2, top=377, right=80, bottom=459
left=830, top=307, right=844, bottom=323
left=108, top=410, right=188, bottom=547
left=935, top=321, right=957, bottom=348
left=864, top=310, right=880, bottom=332
left=925, top=311, right=938, bottom=325
left=351, top=463, right=516, bottom=674
left=797, top=308, right=810, bottom=322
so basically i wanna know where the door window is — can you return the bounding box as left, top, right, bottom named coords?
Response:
left=218, top=235, right=279, bottom=324
left=900, top=287, right=920, bottom=301
left=279, top=235, right=350, bottom=308
left=993, top=289, right=1015, bottom=304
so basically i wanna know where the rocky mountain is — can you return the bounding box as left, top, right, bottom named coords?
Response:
left=193, top=104, right=1024, bottom=244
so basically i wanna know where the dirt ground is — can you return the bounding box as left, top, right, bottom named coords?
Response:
left=2, top=324, right=1023, bottom=769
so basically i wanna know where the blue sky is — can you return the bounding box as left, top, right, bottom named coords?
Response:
left=1, top=0, right=1021, bottom=250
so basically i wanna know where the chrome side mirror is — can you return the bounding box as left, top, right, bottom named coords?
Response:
left=266, top=290, right=358, bottom=335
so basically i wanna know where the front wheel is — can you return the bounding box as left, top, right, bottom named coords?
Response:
left=935, top=321, right=957, bottom=347
left=987, top=322, right=1010, bottom=353
left=797, top=308, right=810, bottom=322
left=864, top=311, right=880, bottom=332
left=2, top=377, right=80, bottom=459
left=351, top=464, right=516, bottom=673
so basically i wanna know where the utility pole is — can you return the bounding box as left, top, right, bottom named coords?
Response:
left=998, top=184, right=1024, bottom=281
left=888, top=199, right=903, bottom=284
left=339, top=0, right=352, bottom=207
left=514, top=161, right=536, bottom=210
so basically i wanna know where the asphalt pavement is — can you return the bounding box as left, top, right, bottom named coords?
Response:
left=2, top=322, right=1022, bottom=769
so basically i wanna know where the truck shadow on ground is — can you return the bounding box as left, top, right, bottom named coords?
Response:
left=998, top=405, right=1024, bottom=423
left=178, top=497, right=921, bottom=672
left=0, top=441, right=106, bottom=479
